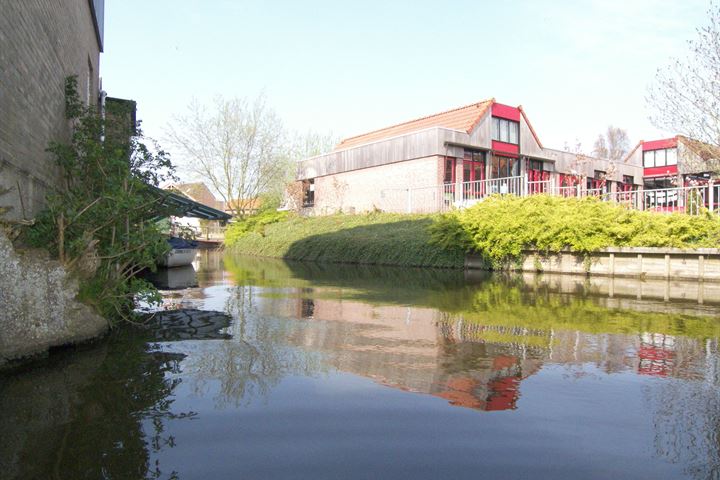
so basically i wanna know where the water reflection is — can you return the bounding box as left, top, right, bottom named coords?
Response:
left=3, top=251, right=720, bottom=479
left=0, top=309, right=234, bottom=480
left=220, top=254, right=720, bottom=476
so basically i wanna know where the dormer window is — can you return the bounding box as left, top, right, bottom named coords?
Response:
left=492, top=117, right=519, bottom=144
left=643, top=147, right=678, bottom=168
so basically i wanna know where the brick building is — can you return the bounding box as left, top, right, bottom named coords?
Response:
left=296, top=99, right=644, bottom=214
left=0, top=0, right=104, bottom=221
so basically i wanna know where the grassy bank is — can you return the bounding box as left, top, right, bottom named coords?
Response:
left=225, top=212, right=464, bottom=268
left=226, top=195, right=720, bottom=270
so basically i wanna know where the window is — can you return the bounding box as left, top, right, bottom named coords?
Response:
left=528, top=159, right=543, bottom=172
left=643, top=148, right=677, bottom=168
left=490, top=154, right=519, bottom=178
left=492, top=117, right=520, bottom=144
left=302, top=179, right=315, bottom=207
left=643, top=151, right=654, bottom=167
left=666, top=148, right=677, bottom=165
left=644, top=177, right=674, bottom=190
left=444, top=157, right=455, bottom=183
left=655, top=149, right=666, bottom=167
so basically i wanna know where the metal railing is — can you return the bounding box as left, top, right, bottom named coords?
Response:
left=198, top=224, right=226, bottom=241
left=378, top=176, right=718, bottom=216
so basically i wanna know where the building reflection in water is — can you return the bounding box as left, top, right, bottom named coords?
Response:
left=217, top=254, right=720, bottom=418
left=243, top=288, right=715, bottom=414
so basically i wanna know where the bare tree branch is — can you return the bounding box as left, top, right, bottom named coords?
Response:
left=166, top=95, right=292, bottom=218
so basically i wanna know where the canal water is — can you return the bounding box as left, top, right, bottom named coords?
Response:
left=2, top=251, right=720, bottom=480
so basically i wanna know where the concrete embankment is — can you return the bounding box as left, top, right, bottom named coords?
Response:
left=0, top=230, right=108, bottom=366
left=466, top=247, right=720, bottom=282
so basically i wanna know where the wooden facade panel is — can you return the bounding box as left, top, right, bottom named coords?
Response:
left=298, top=128, right=462, bottom=180
left=519, top=115, right=543, bottom=158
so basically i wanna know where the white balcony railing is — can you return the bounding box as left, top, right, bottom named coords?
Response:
left=378, top=175, right=718, bottom=216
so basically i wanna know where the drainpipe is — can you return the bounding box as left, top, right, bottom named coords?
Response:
left=99, top=90, right=108, bottom=142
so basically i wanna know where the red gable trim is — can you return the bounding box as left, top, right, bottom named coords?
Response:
left=491, top=103, right=521, bottom=122
left=644, top=165, right=678, bottom=177
left=643, top=137, right=677, bottom=151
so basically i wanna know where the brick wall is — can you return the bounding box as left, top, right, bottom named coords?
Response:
left=0, top=0, right=101, bottom=221
left=313, top=156, right=442, bottom=214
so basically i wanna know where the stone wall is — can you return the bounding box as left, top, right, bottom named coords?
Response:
left=0, top=0, right=102, bottom=221
left=0, top=230, right=108, bottom=365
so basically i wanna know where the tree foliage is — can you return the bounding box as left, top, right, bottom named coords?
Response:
left=25, top=76, right=177, bottom=322
left=166, top=95, right=291, bottom=218
left=648, top=3, right=720, bottom=173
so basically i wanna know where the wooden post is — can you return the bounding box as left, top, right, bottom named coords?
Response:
left=709, top=180, right=715, bottom=214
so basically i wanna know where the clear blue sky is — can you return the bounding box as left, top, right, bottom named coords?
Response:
left=102, top=0, right=708, bottom=173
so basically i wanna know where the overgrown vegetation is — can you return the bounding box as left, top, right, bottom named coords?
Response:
left=224, top=204, right=291, bottom=245
left=24, top=77, right=177, bottom=322
left=429, top=195, right=720, bottom=268
left=226, top=212, right=464, bottom=268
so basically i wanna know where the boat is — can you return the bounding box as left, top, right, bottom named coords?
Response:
left=158, top=237, right=199, bottom=268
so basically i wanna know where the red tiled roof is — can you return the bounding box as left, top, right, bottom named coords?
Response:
left=335, top=99, right=495, bottom=150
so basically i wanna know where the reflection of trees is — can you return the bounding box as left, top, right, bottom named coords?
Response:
left=646, top=342, right=720, bottom=480
left=0, top=328, right=193, bottom=480
left=178, top=284, right=326, bottom=408
left=224, top=252, right=720, bottom=341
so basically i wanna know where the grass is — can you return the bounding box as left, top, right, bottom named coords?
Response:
left=225, top=212, right=464, bottom=268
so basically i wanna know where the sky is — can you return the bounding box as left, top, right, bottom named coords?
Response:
left=102, top=0, right=709, bottom=178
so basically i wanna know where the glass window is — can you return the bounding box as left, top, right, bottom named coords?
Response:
left=509, top=121, right=518, bottom=144
left=491, top=155, right=518, bottom=178
left=666, top=148, right=677, bottom=165
left=444, top=158, right=454, bottom=183
left=474, top=164, right=483, bottom=181
left=491, top=117, right=520, bottom=145
left=463, top=162, right=471, bottom=181
left=643, top=151, right=654, bottom=167
left=655, top=149, right=666, bottom=167
left=303, top=179, right=315, bottom=207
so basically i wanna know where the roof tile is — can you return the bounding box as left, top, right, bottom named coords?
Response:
left=336, top=99, right=494, bottom=150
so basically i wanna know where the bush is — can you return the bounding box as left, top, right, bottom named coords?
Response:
left=23, top=77, right=176, bottom=322
left=225, top=209, right=291, bottom=245
left=429, top=195, right=720, bottom=268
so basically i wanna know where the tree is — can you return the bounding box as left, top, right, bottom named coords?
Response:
left=647, top=3, right=720, bottom=173
left=291, top=129, right=338, bottom=159
left=166, top=95, right=291, bottom=218
left=592, top=126, right=630, bottom=162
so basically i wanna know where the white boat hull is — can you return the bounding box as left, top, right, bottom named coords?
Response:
left=159, top=248, right=198, bottom=268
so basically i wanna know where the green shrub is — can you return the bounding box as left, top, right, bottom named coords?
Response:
left=225, top=209, right=291, bottom=245
left=429, top=195, right=720, bottom=268
left=23, top=77, right=176, bottom=322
